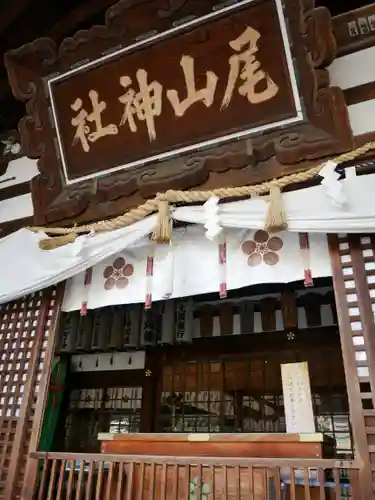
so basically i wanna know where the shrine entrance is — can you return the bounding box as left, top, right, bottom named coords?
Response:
left=23, top=276, right=361, bottom=499
left=47, top=278, right=352, bottom=461
left=157, top=353, right=351, bottom=454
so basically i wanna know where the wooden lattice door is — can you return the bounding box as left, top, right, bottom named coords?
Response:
left=0, top=286, right=64, bottom=499
left=329, top=233, right=375, bottom=499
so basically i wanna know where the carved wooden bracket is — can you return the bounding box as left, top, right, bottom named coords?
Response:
left=4, top=0, right=353, bottom=225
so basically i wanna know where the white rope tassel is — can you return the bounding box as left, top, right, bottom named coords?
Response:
left=264, top=185, right=288, bottom=233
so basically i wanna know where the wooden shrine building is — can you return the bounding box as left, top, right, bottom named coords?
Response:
left=1, top=0, right=375, bottom=498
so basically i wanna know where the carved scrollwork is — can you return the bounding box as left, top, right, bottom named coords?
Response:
left=5, top=38, right=57, bottom=101
left=301, top=6, right=336, bottom=68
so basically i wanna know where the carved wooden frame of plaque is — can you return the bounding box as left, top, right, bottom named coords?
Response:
left=5, top=0, right=353, bottom=226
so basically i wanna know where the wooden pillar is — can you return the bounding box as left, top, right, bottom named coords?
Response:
left=140, top=349, right=161, bottom=432
left=21, top=284, right=65, bottom=499
left=329, top=234, right=374, bottom=498
left=1, top=285, right=64, bottom=500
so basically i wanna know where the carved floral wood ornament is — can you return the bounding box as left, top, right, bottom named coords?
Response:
left=5, top=0, right=353, bottom=226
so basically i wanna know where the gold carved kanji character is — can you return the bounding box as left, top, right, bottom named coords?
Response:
left=222, top=27, right=279, bottom=109
left=119, top=69, right=163, bottom=142
left=167, top=55, right=218, bottom=117
left=71, top=90, right=118, bottom=152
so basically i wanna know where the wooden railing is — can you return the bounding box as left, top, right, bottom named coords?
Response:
left=29, top=452, right=362, bottom=500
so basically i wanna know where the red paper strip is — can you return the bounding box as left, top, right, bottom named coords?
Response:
left=145, top=254, right=154, bottom=309
left=80, top=267, right=93, bottom=315
left=299, top=233, right=313, bottom=287
left=219, top=237, right=227, bottom=299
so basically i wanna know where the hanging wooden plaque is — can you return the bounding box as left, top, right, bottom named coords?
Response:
left=108, top=306, right=127, bottom=350
left=219, top=303, right=234, bottom=336
left=57, top=312, right=80, bottom=353
left=123, top=304, right=142, bottom=349
left=75, top=311, right=94, bottom=351
left=141, top=303, right=163, bottom=346
left=46, top=0, right=301, bottom=185
left=240, top=301, right=255, bottom=334
left=199, top=305, right=214, bottom=337
left=91, top=307, right=113, bottom=351
left=259, top=297, right=277, bottom=331
left=174, top=301, right=194, bottom=343
left=281, top=292, right=298, bottom=330
left=302, top=292, right=322, bottom=327
left=5, top=0, right=352, bottom=225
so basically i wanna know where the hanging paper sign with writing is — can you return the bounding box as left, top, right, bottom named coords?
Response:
left=281, top=361, right=315, bottom=434
left=47, top=0, right=302, bottom=184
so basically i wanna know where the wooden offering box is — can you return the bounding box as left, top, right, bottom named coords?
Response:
left=98, top=432, right=333, bottom=458
left=98, top=433, right=334, bottom=500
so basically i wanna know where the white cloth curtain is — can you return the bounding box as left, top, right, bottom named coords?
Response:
left=62, top=227, right=331, bottom=311
left=173, top=169, right=375, bottom=233
left=0, top=216, right=156, bottom=304
left=0, top=169, right=374, bottom=305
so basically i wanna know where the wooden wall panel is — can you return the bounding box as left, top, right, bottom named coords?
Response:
left=0, top=286, right=64, bottom=499
left=57, top=290, right=336, bottom=355
left=329, top=233, right=375, bottom=498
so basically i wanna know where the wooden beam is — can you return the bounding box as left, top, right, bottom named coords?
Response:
left=140, top=350, right=161, bottom=432
left=0, top=216, right=33, bottom=238
left=344, top=81, right=375, bottom=107
left=0, top=180, right=30, bottom=202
